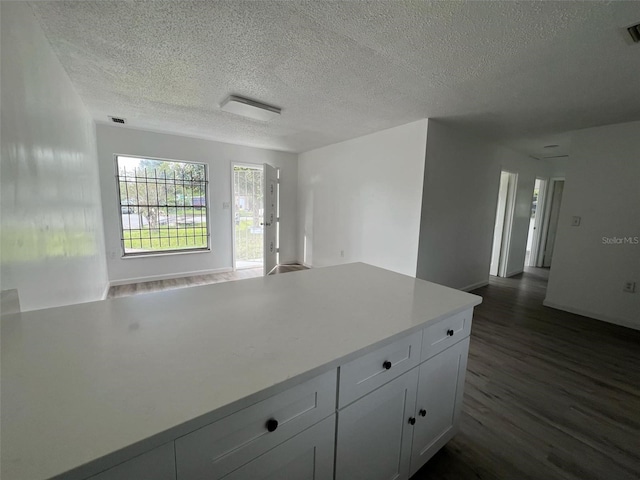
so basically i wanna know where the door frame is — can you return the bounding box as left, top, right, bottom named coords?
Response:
left=490, top=170, right=518, bottom=277
left=230, top=162, right=264, bottom=272
left=499, top=171, right=518, bottom=277
left=262, top=163, right=279, bottom=276
left=527, top=177, right=548, bottom=267
left=537, top=177, right=565, bottom=267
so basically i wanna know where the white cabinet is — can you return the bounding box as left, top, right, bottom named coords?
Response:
left=335, top=312, right=473, bottom=480
left=421, top=309, right=472, bottom=361
left=176, top=370, right=336, bottom=480
left=335, top=368, right=418, bottom=480
left=409, top=337, right=470, bottom=476
left=86, top=316, right=472, bottom=480
left=87, top=443, right=175, bottom=480
left=338, top=331, right=422, bottom=408
left=221, top=415, right=335, bottom=480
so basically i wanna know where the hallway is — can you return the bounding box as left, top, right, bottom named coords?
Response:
left=414, top=268, right=640, bottom=480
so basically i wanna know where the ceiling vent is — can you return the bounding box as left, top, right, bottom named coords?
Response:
left=220, top=96, right=281, bottom=121
left=628, top=23, right=640, bottom=43
left=108, top=116, right=126, bottom=124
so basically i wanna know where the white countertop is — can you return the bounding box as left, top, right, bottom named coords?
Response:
left=1, top=263, right=481, bottom=480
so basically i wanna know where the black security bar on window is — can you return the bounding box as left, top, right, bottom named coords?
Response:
left=116, top=156, right=210, bottom=256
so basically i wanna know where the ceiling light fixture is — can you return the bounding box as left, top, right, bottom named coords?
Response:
left=220, top=95, right=281, bottom=121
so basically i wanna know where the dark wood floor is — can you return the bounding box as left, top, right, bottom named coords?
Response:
left=413, top=268, right=640, bottom=480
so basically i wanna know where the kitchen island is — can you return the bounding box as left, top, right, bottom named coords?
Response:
left=1, top=263, right=481, bottom=480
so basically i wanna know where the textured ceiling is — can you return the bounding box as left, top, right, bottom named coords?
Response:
left=29, top=1, right=640, bottom=154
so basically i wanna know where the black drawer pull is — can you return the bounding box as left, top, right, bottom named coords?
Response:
left=408, top=417, right=416, bottom=425
left=266, top=418, right=278, bottom=432
left=447, top=329, right=454, bottom=337
left=382, top=360, right=392, bottom=370
left=419, top=409, right=427, bottom=417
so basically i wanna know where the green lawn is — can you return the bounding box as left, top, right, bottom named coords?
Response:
left=123, top=226, right=208, bottom=252
left=121, top=216, right=263, bottom=258
left=235, top=219, right=263, bottom=260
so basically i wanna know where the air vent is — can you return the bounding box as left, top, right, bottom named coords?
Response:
left=108, top=116, right=126, bottom=124
left=628, top=23, right=640, bottom=43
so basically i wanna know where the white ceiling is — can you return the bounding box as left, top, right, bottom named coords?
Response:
left=29, top=1, right=640, bottom=155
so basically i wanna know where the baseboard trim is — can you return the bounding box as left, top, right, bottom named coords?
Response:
left=459, top=280, right=489, bottom=292
left=505, top=269, right=524, bottom=278
left=543, top=299, right=639, bottom=331
left=101, top=282, right=111, bottom=300
left=109, top=267, right=233, bottom=287
left=301, top=262, right=313, bottom=269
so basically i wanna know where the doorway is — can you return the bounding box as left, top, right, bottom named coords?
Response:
left=525, top=178, right=548, bottom=267
left=539, top=179, right=565, bottom=267
left=490, top=171, right=518, bottom=277
left=232, top=164, right=264, bottom=270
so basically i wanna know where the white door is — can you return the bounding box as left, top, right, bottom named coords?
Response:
left=542, top=180, right=564, bottom=267
left=263, top=163, right=278, bottom=275
left=409, top=338, right=469, bottom=476
left=490, top=171, right=517, bottom=277
left=527, top=178, right=547, bottom=267
left=490, top=172, right=510, bottom=276
left=335, top=368, right=418, bottom=480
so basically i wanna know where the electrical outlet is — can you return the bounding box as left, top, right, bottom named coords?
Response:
left=571, top=216, right=581, bottom=226
left=222, top=202, right=230, bottom=209
left=623, top=281, right=636, bottom=293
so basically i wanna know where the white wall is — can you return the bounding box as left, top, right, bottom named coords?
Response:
left=0, top=2, right=109, bottom=311
left=298, top=120, right=428, bottom=276
left=96, top=125, right=298, bottom=284
left=416, top=120, right=553, bottom=290
left=548, top=157, right=568, bottom=178
left=545, top=121, right=640, bottom=330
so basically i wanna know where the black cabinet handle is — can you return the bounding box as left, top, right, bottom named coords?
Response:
left=382, top=360, right=392, bottom=370
left=266, top=419, right=278, bottom=432
left=419, top=409, right=427, bottom=417
left=447, top=329, right=454, bottom=337
left=408, top=417, right=416, bottom=425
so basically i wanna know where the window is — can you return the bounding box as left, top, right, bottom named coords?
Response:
left=116, top=155, right=209, bottom=256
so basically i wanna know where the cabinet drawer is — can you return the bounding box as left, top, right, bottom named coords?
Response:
left=175, top=370, right=337, bottom=480
left=421, top=309, right=472, bottom=361
left=87, top=443, right=175, bottom=480
left=220, top=415, right=335, bottom=480
left=338, top=330, right=422, bottom=408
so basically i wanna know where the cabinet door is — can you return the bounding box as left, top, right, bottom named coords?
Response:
left=335, top=368, right=418, bottom=480
left=409, top=337, right=470, bottom=476
left=221, top=415, right=335, bottom=480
